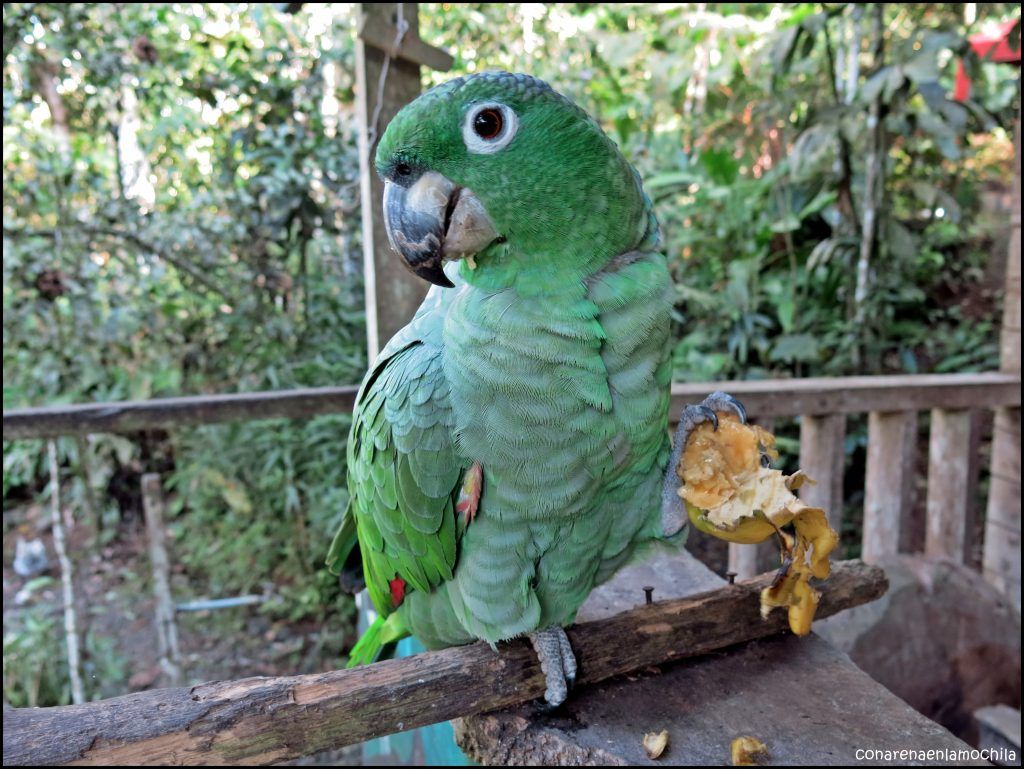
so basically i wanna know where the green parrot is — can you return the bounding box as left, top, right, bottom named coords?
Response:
left=328, top=71, right=744, bottom=706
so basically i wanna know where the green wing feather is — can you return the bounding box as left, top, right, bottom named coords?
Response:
left=328, top=333, right=464, bottom=619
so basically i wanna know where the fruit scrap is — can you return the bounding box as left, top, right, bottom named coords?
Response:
left=643, top=730, right=670, bottom=760
left=678, top=413, right=839, bottom=635
left=731, top=735, right=770, bottom=766
left=678, top=414, right=777, bottom=512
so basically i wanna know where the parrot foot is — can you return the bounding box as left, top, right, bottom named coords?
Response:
left=661, top=391, right=749, bottom=538
left=675, top=389, right=748, bottom=450
left=528, top=626, right=577, bottom=708
left=683, top=390, right=748, bottom=432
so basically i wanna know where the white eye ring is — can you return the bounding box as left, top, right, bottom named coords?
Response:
left=461, top=102, right=518, bottom=155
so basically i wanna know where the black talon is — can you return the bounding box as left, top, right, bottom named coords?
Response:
left=704, top=391, right=747, bottom=424
left=702, top=406, right=719, bottom=431
left=729, top=396, right=747, bottom=424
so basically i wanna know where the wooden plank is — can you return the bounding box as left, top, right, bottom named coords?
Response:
left=862, top=411, right=917, bottom=562
left=924, top=409, right=972, bottom=562
left=141, top=474, right=182, bottom=686
left=984, top=117, right=1021, bottom=609
left=798, top=414, right=846, bottom=530
left=356, top=2, right=430, bottom=361
left=456, top=637, right=985, bottom=766
left=984, top=406, right=1021, bottom=607
left=1001, top=219, right=1021, bottom=370
left=668, top=372, right=1021, bottom=419
left=358, top=7, right=453, bottom=71
left=2, top=386, right=360, bottom=440
left=963, top=410, right=988, bottom=569
left=1, top=560, right=886, bottom=767
left=4, top=374, right=1020, bottom=441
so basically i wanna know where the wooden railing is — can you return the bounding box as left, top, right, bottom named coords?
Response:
left=4, top=371, right=1019, bottom=764
left=5, top=371, right=1020, bottom=588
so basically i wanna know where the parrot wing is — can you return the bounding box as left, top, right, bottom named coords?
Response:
left=327, top=332, right=463, bottom=617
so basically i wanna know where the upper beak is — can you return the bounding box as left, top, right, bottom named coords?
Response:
left=383, top=171, right=498, bottom=288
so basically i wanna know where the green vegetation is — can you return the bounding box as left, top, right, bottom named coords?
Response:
left=3, top=3, right=1019, bottom=706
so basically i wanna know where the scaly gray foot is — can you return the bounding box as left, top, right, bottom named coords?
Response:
left=661, top=391, right=748, bottom=537
left=529, top=626, right=577, bottom=707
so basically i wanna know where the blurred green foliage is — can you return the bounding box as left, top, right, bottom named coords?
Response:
left=2, top=3, right=1019, bottom=705
left=422, top=2, right=1017, bottom=378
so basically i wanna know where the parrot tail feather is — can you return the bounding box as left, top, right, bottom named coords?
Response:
left=346, top=613, right=409, bottom=668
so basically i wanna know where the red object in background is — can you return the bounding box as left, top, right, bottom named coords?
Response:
left=954, top=19, right=1021, bottom=101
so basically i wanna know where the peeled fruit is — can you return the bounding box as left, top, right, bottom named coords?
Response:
left=678, top=413, right=839, bottom=636
left=678, top=414, right=776, bottom=510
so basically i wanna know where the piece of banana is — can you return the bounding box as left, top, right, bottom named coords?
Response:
left=678, top=414, right=839, bottom=635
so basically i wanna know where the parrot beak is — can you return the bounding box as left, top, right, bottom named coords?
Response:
left=383, top=172, right=499, bottom=288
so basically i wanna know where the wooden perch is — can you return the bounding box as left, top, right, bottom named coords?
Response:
left=3, top=560, right=886, bottom=766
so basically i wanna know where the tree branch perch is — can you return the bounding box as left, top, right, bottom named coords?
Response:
left=3, top=560, right=887, bottom=766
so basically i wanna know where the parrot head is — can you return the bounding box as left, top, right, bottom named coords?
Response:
left=376, top=72, right=653, bottom=288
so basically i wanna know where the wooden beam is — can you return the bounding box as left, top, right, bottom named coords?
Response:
left=685, top=372, right=1020, bottom=419
left=2, top=386, right=360, bottom=440
left=798, top=413, right=847, bottom=530
left=862, top=411, right=917, bottom=562
left=4, top=373, right=1020, bottom=441
left=358, top=7, right=453, bottom=71
left=356, top=2, right=431, bottom=361
left=924, top=409, right=973, bottom=562
left=2, top=561, right=887, bottom=767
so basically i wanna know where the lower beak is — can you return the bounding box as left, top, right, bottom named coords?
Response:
left=383, top=172, right=498, bottom=288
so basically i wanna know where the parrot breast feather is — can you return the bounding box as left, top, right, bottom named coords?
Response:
left=335, top=339, right=463, bottom=617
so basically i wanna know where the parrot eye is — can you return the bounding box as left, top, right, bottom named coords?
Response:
left=473, top=109, right=503, bottom=139
left=462, top=102, right=518, bottom=155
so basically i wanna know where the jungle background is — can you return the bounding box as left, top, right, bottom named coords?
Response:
left=2, top=2, right=1020, bottom=714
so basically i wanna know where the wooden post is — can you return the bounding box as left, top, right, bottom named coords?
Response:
left=983, top=117, right=1021, bottom=609
left=353, top=10, right=455, bottom=764
left=727, top=540, right=780, bottom=580
left=355, top=2, right=452, bottom=362
left=47, top=440, right=85, bottom=705
left=141, top=473, right=182, bottom=685
left=798, top=414, right=847, bottom=530
left=925, top=409, right=972, bottom=561
left=862, top=411, right=917, bottom=562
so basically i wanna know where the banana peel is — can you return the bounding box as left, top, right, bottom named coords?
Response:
left=678, top=413, right=839, bottom=636
left=731, top=735, right=770, bottom=766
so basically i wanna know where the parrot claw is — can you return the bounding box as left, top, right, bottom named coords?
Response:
left=701, top=390, right=747, bottom=425
left=688, top=404, right=719, bottom=432
left=661, top=391, right=749, bottom=538
left=677, top=391, right=748, bottom=442
left=529, top=626, right=577, bottom=709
